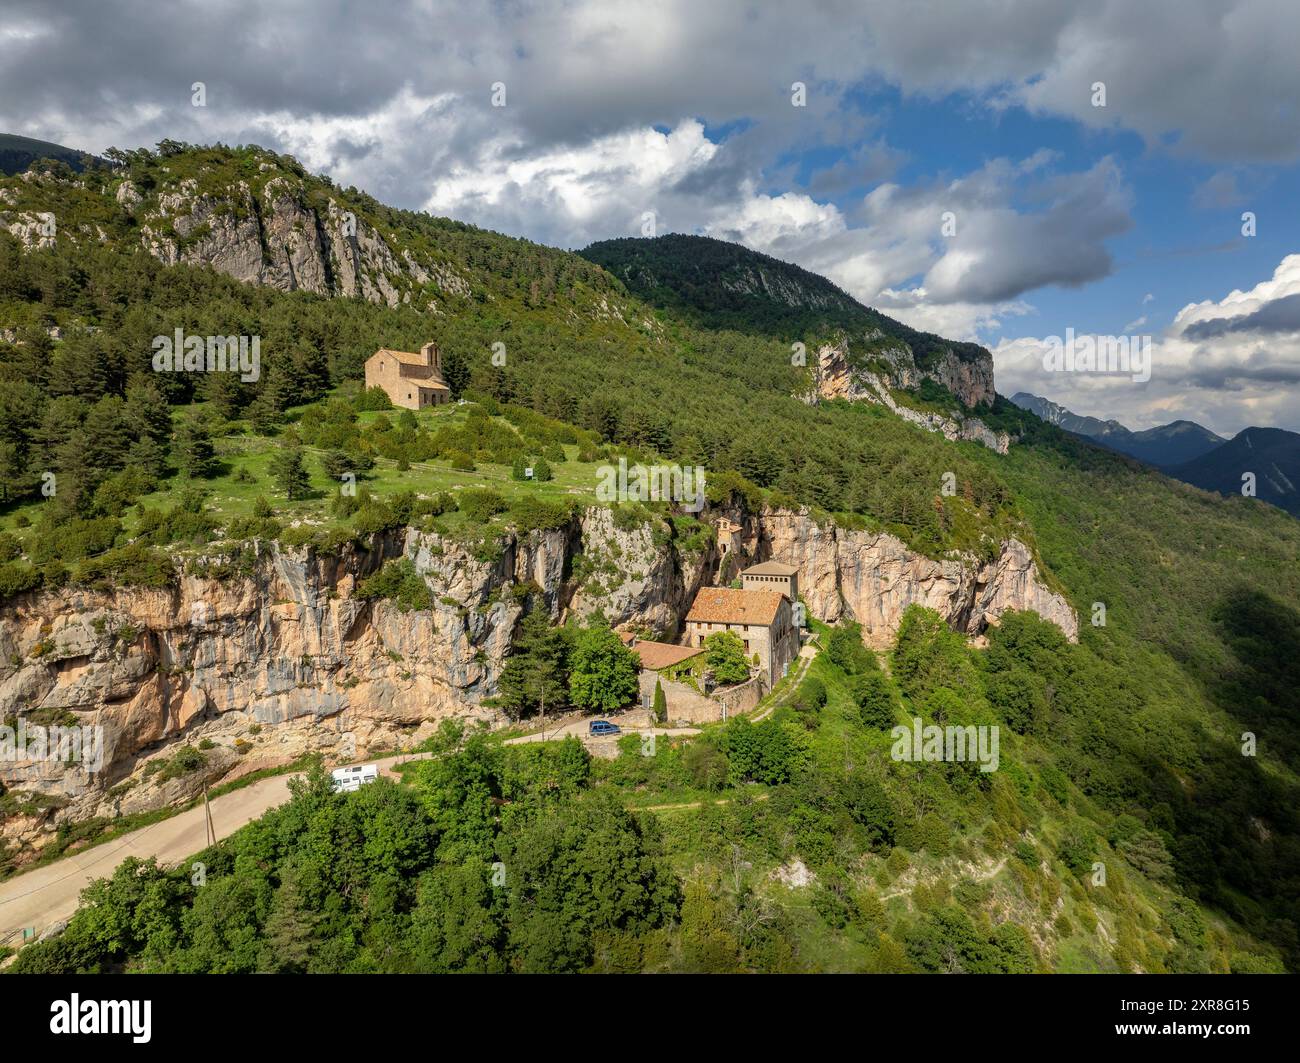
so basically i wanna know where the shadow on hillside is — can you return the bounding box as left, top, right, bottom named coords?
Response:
left=1178, top=586, right=1300, bottom=968
left=1210, top=586, right=1300, bottom=772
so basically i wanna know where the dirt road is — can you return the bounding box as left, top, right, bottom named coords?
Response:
left=0, top=752, right=431, bottom=944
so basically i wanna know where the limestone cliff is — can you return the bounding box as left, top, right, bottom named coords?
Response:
left=131, top=172, right=473, bottom=310
left=0, top=504, right=1074, bottom=864
left=812, top=336, right=1009, bottom=452
left=729, top=508, right=1077, bottom=648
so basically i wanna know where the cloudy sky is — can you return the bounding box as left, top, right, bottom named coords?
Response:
left=3, top=0, right=1300, bottom=434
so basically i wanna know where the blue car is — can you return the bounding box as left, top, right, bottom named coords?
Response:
left=589, top=720, right=621, bottom=736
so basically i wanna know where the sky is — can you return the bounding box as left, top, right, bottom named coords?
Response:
left=3, top=0, right=1300, bottom=435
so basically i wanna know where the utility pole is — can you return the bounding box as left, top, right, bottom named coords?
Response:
left=203, top=782, right=216, bottom=848
left=539, top=678, right=546, bottom=743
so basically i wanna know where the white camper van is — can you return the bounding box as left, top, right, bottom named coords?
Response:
left=331, top=764, right=379, bottom=793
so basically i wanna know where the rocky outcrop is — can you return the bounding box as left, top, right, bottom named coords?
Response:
left=0, top=210, right=56, bottom=251
left=132, top=173, right=455, bottom=309
left=0, top=504, right=1075, bottom=863
left=755, top=509, right=1076, bottom=647
left=813, top=337, right=1009, bottom=452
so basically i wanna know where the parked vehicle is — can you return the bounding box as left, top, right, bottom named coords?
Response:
left=588, top=720, right=621, bottom=736
left=331, top=764, right=379, bottom=793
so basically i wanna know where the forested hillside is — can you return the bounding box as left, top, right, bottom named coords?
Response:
left=2, top=143, right=1298, bottom=974
left=1166, top=427, right=1300, bottom=517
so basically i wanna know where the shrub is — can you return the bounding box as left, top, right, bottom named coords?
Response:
left=683, top=741, right=729, bottom=791
left=356, top=385, right=394, bottom=411
left=28, top=516, right=121, bottom=565
left=796, top=676, right=827, bottom=711
left=75, top=544, right=175, bottom=589
left=459, top=488, right=508, bottom=523
left=854, top=671, right=899, bottom=729
left=826, top=621, right=875, bottom=675
left=0, top=530, right=23, bottom=563
left=355, top=558, right=433, bottom=612
left=0, top=562, right=41, bottom=598
left=510, top=497, right=572, bottom=534
left=703, top=630, right=749, bottom=685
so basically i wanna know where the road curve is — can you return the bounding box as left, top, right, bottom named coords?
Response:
left=0, top=752, right=432, bottom=944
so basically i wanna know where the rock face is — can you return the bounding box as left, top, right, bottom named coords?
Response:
left=813, top=337, right=1009, bottom=453
left=128, top=172, right=470, bottom=309
left=0, top=505, right=1075, bottom=863
left=754, top=509, right=1076, bottom=647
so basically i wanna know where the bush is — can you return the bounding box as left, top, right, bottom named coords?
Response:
left=356, top=385, right=394, bottom=411
left=854, top=671, right=899, bottom=729
left=795, top=676, right=827, bottom=711
left=459, top=488, right=508, bottom=523
left=0, top=561, right=41, bottom=598
left=355, top=558, right=433, bottom=612
left=683, top=741, right=729, bottom=791
left=75, top=544, right=175, bottom=589
left=510, top=496, right=572, bottom=534
left=0, top=532, right=23, bottom=562
left=28, top=516, right=121, bottom=565
left=826, top=621, right=875, bottom=675
left=703, top=631, right=749, bottom=685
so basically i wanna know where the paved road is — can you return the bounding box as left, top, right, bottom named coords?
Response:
left=503, top=721, right=701, bottom=746
left=0, top=710, right=724, bottom=943
left=0, top=752, right=432, bottom=944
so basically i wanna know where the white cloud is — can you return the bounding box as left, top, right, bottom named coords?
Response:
left=995, top=254, right=1300, bottom=434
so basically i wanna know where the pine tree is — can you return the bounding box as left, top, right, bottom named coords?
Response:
left=498, top=609, right=571, bottom=721
left=441, top=347, right=471, bottom=400
left=175, top=417, right=217, bottom=479
left=270, top=445, right=310, bottom=500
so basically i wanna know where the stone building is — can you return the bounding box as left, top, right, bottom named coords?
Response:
left=740, top=560, right=799, bottom=603
left=364, top=342, right=450, bottom=410
left=684, top=562, right=799, bottom=687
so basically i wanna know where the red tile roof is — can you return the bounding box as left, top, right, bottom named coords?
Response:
left=628, top=640, right=704, bottom=671
left=686, top=587, right=784, bottom=626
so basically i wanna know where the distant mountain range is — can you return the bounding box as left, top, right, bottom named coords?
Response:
left=1010, top=392, right=1226, bottom=467
left=1011, top=392, right=1300, bottom=515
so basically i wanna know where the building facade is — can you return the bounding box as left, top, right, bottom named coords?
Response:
left=740, top=560, right=799, bottom=604
left=684, top=575, right=799, bottom=687
left=364, top=342, right=451, bottom=410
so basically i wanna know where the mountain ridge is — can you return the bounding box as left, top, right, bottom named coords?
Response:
left=1010, top=391, right=1226, bottom=467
